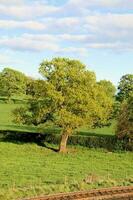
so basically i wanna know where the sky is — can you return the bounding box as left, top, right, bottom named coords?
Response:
left=0, top=0, right=133, bottom=86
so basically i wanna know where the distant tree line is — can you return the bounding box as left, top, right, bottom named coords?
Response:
left=0, top=58, right=132, bottom=152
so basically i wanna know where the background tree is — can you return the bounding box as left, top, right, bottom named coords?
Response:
left=116, top=74, right=133, bottom=102
left=98, top=80, right=116, bottom=98
left=116, top=95, right=133, bottom=142
left=0, top=68, right=28, bottom=99
left=13, top=58, right=114, bottom=152
left=98, top=80, right=116, bottom=120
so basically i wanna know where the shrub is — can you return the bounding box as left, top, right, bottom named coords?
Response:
left=0, top=130, right=131, bottom=151
left=116, top=96, right=133, bottom=140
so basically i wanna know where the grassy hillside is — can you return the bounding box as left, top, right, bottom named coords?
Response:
left=0, top=103, right=132, bottom=200
left=0, top=103, right=38, bottom=132
left=0, top=103, right=115, bottom=136
left=0, top=142, right=132, bottom=200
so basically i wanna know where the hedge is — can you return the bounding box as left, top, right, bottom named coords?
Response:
left=0, top=130, right=132, bottom=151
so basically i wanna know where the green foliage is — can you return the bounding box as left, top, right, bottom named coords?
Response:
left=91, top=84, right=114, bottom=127
left=12, top=107, right=32, bottom=125
left=112, top=100, right=121, bottom=118
left=14, top=58, right=114, bottom=133
left=98, top=80, right=116, bottom=98
left=12, top=58, right=115, bottom=151
left=0, top=102, right=115, bottom=135
left=39, top=58, right=94, bottom=130
left=0, top=68, right=28, bottom=99
left=116, top=95, right=133, bottom=141
left=116, top=74, right=133, bottom=102
left=39, top=133, right=128, bottom=151
left=115, top=74, right=133, bottom=149
left=26, top=78, right=45, bottom=97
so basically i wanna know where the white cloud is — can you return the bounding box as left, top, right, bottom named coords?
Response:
left=23, top=33, right=59, bottom=43
left=57, top=47, right=88, bottom=56
left=0, top=34, right=88, bottom=57
left=0, top=0, right=133, bottom=20
left=0, top=17, right=81, bottom=32
left=83, top=13, right=133, bottom=46
left=0, top=2, right=59, bottom=19
left=1, top=13, right=133, bottom=36
left=0, top=20, right=46, bottom=30
left=0, top=0, right=24, bottom=5
left=55, top=17, right=79, bottom=27
left=67, top=0, right=133, bottom=9
left=0, top=1, right=133, bottom=52
left=88, top=42, right=133, bottom=51
left=0, top=34, right=59, bottom=52
left=0, top=24, right=133, bottom=53
left=85, top=14, right=133, bottom=31
left=59, top=34, right=94, bottom=43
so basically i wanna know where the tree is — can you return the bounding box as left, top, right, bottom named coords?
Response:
left=116, top=95, right=133, bottom=140
left=116, top=74, right=133, bottom=102
left=98, top=80, right=116, bottom=98
left=26, top=78, right=45, bottom=97
left=0, top=68, right=27, bottom=99
left=13, top=58, right=114, bottom=152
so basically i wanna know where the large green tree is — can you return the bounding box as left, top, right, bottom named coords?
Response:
left=116, top=74, right=133, bottom=102
left=13, top=58, right=114, bottom=152
left=0, top=68, right=27, bottom=99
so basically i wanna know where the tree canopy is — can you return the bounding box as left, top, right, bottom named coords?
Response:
left=116, top=95, right=133, bottom=141
left=98, top=80, right=116, bottom=98
left=13, top=58, right=114, bottom=152
left=0, top=68, right=28, bottom=98
left=116, top=74, right=133, bottom=102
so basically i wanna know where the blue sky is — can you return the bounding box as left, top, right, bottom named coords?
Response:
left=0, top=0, right=133, bottom=85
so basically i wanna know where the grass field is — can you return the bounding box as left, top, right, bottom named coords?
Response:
left=0, top=102, right=132, bottom=200
left=0, top=103, right=45, bottom=133
left=0, top=141, right=133, bottom=200
left=0, top=103, right=115, bottom=136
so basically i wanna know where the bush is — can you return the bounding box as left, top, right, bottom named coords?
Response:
left=0, top=130, right=132, bottom=151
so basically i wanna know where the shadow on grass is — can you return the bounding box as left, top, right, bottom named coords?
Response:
left=37, top=141, right=59, bottom=152
left=0, top=128, right=119, bottom=152
left=0, top=130, right=59, bottom=152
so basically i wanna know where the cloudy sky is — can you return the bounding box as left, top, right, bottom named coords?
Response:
left=0, top=0, right=133, bottom=85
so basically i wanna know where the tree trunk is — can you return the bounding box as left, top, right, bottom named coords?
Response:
left=59, top=133, right=69, bottom=153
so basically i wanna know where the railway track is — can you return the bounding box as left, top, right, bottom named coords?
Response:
left=23, top=186, right=133, bottom=200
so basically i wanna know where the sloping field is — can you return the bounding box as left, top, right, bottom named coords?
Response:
left=0, top=142, right=132, bottom=199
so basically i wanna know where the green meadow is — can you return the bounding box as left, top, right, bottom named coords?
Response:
left=0, top=102, right=132, bottom=200
left=0, top=142, right=133, bottom=200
